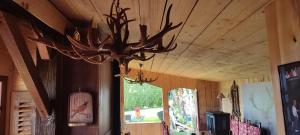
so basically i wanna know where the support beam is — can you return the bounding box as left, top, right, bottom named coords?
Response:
left=265, top=4, right=284, bottom=133
left=0, top=0, right=73, bottom=60
left=0, top=12, right=50, bottom=117
left=19, top=23, right=50, bottom=61
left=13, top=0, right=71, bottom=34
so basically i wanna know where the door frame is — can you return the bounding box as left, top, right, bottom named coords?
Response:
left=0, top=76, right=8, bottom=135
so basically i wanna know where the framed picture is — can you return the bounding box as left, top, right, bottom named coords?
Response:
left=68, top=91, right=93, bottom=127
left=279, top=61, right=300, bottom=134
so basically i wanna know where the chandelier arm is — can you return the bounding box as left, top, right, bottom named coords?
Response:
left=67, top=35, right=107, bottom=52
left=129, top=5, right=182, bottom=51
left=145, top=22, right=181, bottom=47
left=29, top=38, right=80, bottom=60
left=71, top=45, right=110, bottom=64
left=121, top=11, right=133, bottom=46
left=132, top=54, right=155, bottom=61
left=96, top=36, right=113, bottom=50
left=28, top=27, right=85, bottom=60
left=29, top=25, right=76, bottom=52
left=156, top=35, right=176, bottom=50
left=105, top=15, right=117, bottom=34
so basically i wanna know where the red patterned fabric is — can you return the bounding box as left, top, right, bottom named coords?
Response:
left=230, top=119, right=260, bottom=135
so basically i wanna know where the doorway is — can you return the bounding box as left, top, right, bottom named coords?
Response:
left=0, top=76, right=8, bottom=135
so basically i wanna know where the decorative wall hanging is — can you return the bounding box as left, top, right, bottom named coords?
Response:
left=29, top=0, right=182, bottom=74
left=278, top=61, right=300, bottom=135
left=230, top=80, right=241, bottom=118
left=68, top=91, right=93, bottom=127
left=125, top=63, right=157, bottom=85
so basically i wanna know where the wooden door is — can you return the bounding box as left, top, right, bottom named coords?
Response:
left=0, top=76, right=8, bottom=135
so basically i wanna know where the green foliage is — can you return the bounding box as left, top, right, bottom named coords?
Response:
left=124, top=78, right=163, bottom=111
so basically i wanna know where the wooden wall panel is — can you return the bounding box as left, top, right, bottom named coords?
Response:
left=123, top=69, right=220, bottom=133
left=99, top=62, right=112, bottom=135
left=55, top=57, right=116, bottom=135
left=56, top=58, right=99, bottom=135
left=124, top=123, right=162, bottom=135
left=34, top=54, right=58, bottom=135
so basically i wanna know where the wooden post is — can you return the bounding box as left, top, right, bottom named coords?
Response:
left=0, top=12, right=50, bottom=117
left=265, top=0, right=300, bottom=134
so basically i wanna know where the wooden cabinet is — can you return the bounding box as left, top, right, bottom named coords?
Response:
left=206, top=112, right=230, bottom=135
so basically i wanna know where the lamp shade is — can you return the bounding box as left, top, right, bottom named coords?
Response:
left=217, top=92, right=226, bottom=99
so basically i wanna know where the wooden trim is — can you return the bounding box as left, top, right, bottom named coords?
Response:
left=0, top=76, right=8, bottom=135
left=0, top=12, right=50, bottom=117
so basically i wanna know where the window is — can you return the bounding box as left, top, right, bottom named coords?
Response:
left=124, top=78, right=163, bottom=123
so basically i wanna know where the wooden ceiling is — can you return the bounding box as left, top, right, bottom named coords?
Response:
left=50, top=0, right=272, bottom=81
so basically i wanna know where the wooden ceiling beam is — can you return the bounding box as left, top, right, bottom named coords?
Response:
left=13, top=0, right=72, bottom=34
left=0, top=12, right=51, bottom=117
left=0, top=0, right=73, bottom=60
left=19, top=23, right=50, bottom=61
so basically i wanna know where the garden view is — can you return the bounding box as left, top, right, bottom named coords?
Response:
left=124, top=78, right=163, bottom=123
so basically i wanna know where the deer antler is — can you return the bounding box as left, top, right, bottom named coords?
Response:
left=28, top=24, right=81, bottom=59
left=28, top=0, right=181, bottom=74
left=130, top=4, right=182, bottom=53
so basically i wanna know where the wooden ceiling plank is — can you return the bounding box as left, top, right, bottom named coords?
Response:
left=170, top=0, right=232, bottom=55
left=157, top=0, right=232, bottom=74
left=171, top=36, right=269, bottom=80
left=0, top=12, right=50, bottom=117
left=155, top=0, right=199, bottom=72
left=49, top=0, right=85, bottom=20
left=192, top=0, right=271, bottom=49
left=163, top=0, right=265, bottom=79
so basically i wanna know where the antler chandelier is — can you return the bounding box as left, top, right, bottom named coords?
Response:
left=29, top=0, right=182, bottom=74
left=125, top=63, right=157, bottom=85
